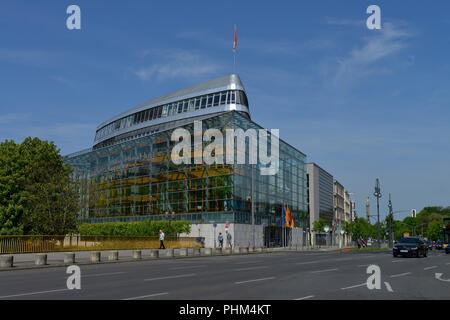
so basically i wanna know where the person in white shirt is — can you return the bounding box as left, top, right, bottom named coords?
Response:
left=159, top=230, right=165, bottom=249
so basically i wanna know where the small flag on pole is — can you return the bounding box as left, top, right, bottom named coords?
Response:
left=233, top=25, right=237, bottom=52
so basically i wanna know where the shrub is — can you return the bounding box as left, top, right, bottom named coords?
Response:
left=78, top=220, right=191, bottom=237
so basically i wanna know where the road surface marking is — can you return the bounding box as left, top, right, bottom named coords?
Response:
left=446, top=262, right=450, bottom=265
left=333, top=258, right=352, bottom=261
left=424, top=266, right=437, bottom=270
left=0, top=288, right=68, bottom=299
left=235, top=266, right=268, bottom=271
left=235, top=261, right=263, bottom=265
left=384, top=282, right=394, bottom=292
left=357, top=264, right=371, bottom=267
left=122, top=292, right=168, bottom=300
left=341, top=283, right=366, bottom=290
left=295, top=260, right=321, bottom=265
left=389, top=272, right=412, bottom=278
left=311, top=268, right=338, bottom=274
left=144, top=273, right=196, bottom=281
left=169, top=265, right=206, bottom=270
left=83, top=272, right=126, bottom=277
left=294, top=295, right=315, bottom=300
left=235, top=277, right=276, bottom=284
left=392, top=260, right=404, bottom=263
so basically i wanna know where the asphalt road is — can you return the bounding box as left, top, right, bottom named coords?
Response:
left=0, top=249, right=449, bottom=300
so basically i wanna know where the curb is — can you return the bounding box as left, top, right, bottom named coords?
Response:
left=0, top=249, right=274, bottom=272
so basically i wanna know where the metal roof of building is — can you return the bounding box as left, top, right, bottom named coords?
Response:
left=97, top=74, right=245, bottom=130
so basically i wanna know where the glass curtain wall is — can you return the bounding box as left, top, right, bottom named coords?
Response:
left=66, top=112, right=307, bottom=227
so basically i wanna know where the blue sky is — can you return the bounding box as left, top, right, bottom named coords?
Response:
left=1, top=1, right=449, bottom=220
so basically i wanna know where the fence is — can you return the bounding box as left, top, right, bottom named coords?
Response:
left=0, top=235, right=204, bottom=254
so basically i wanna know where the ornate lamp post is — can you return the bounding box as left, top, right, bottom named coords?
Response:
left=373, top=178, right=382, bottom=248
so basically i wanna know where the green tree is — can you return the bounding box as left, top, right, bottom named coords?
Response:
left=0, top=137, right=79, bottom=235
left=343, top=218, right=375, bottom=241
left=312, top=218, right=327, bottom=232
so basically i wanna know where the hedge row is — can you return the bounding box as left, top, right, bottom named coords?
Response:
left=78, top=220, right=191, bottom=237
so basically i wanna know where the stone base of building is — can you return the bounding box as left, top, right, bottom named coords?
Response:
left=181, top=223, right=305, bottom=248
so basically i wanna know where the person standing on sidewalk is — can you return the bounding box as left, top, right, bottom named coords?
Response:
left=226, top=232, right=232, bottom=249
left=218, top=232, right=224, bottom=248
left=159, top=230, right=165, bottom=249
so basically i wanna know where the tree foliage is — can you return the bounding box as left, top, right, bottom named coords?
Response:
left=343, top=218, right=377, bottom=240
left=0, top=138, right=79, bottom=235
left=312, top=218, right=327, bottom=232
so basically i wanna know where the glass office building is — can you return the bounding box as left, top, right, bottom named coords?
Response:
left=65, top=75, right=308, bottom=238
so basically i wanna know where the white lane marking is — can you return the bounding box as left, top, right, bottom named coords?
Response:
left=294, top=295, right=315, bottom=300
left=389, top=272, right=412, bottom=278
left=341, top=283, right=366, bottom=290
left=384, top=282, right=394, bottom=292
left=122, top=292, right=168, bottom=300
left=144, top=273, right=196, bottom=281
left=424, top=266, right=438, bottom=271
left=295, top=260, right=321, bottom=265
left=83, top=272, right=126, bottom=278
left=435, top=273, right=450, bottom=282
left=357, top=264, right=371, bottom=267
left=169, top=265, right=206, bottom=270
left=235, top=261, right=263, bottom=265
left=235, top=266, right=268, bottom=271
left=0, top=288, right=68, bottom=299
left=392, top=260, right=404, bottom=263
left=310, top=268, right=338, bottom=274
left=235, top=277, right=276, bottom=284
left=333, top=258, right=353, bottom=261
left=446, top=262, right=450, bottom=265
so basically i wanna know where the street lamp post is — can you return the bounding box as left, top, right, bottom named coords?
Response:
left=373, top=178, right=382, bottom=248
left=340, top=229, right=345, bottom=248
left=324, top=225, right=330, bottom=247
left=388, top=194, right=394, bottom=248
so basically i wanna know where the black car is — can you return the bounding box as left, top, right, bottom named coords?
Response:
left=425, top=240, right=432, bottom=250
left=446, top=245, right=450, bottom=255
left=393, top=237, right=428, bottom=258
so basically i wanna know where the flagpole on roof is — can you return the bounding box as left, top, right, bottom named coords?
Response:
left=233, top=24, right=237, bottom=74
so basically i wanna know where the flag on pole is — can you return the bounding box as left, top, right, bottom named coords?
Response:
left=280, top=203, right=285, bottom=227
left=233, top=25, right=237, bottom=52
left=288, top=204, right=294, bottom=228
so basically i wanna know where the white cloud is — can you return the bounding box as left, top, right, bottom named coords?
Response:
left=134, top=49, right=222, bottom=82
left=330, top=22, right=412, bottom=86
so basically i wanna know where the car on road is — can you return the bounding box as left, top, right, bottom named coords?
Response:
left=393, top=237, right=428, bottom=258
left=446, top=245, right=450, bottom=255
left=435, top=240, right=444, bottom=250
left=425, top=240, right=432, bottom=250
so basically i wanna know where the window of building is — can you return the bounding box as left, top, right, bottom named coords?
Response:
left=213, top=94, right=220, bottom=106
left=189, top=99, right=195, bottom=111
left=177, top=101, right=183, bottom=113
left=207, top=95, right=213, bottom=107
left=195, top=98, right=201, bottom=110
left=230, top=91, right=236, bottom=104
left=220, top=91, right=227, bottom=105
left=201, top=96, right=207, bottom=109
left=183, top=100, right=189, bottom=112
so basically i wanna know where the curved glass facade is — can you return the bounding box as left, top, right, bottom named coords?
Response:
left=66, top=112, right=308, bottom=228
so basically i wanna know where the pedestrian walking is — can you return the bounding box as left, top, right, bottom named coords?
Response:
left=226, top=232, right=232, bottom=249
left=218, top=232, right=224, bottom=248
left=159, top=229, right=165, bottom=249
